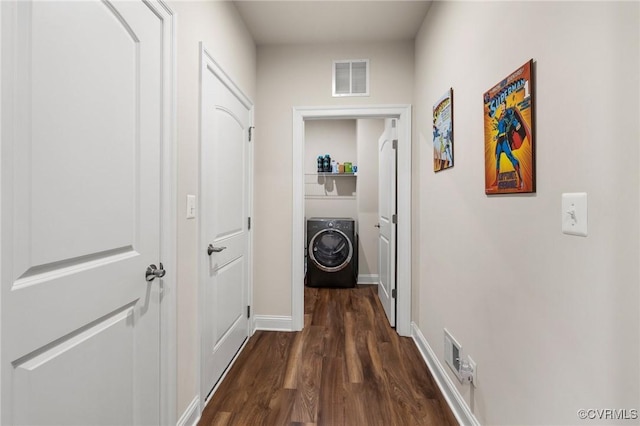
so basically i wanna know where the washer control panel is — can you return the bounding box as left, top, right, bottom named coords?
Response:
left=308, top=218, right=354, bottom=233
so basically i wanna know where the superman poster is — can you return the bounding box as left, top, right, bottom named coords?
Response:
left=483, top=60, right=535, bottom=194
left=433, top=88, right=453, bottom=172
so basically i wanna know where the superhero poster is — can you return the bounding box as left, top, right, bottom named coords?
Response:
left=483, top=59, right=535, bottom=194
left=433, top=88, right=453, bottom=172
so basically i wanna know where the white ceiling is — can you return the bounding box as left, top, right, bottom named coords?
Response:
left=233, top=1, right=433, bottom=46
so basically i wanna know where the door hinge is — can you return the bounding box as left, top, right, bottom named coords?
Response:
left=391, top=288, right=397, bottom=299
left=248, top=126, right=254, bottom=142
left=247, top=305, right=251, bottom=318
left=248, top=217, right=251, bottom=230
left=392, top=214, right=397, bottom=224
left=392, top=139, right=398, bottom=150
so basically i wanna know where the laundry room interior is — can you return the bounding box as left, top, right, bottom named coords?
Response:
left=304, top=118, right=386, bottom=288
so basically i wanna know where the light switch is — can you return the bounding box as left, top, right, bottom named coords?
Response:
left=562, top=193, right=587, bottom=236
left=186, top=195, right=196, bottom=219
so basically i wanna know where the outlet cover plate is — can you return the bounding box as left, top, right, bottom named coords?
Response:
left=468, top=355, right=477, bottom=387
left=562, top=192, right=587, bottom=237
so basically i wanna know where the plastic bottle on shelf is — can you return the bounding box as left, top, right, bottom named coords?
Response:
left=331, top=160, right=338, bottom=173
left=323, top=154, right=331, bottom=172
left=317, top=155, right=324, bottom=173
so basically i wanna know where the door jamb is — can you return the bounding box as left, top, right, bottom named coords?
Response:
left=157, top=2, right=177, bottom=425
left=292, top=105, right=412, bottom=336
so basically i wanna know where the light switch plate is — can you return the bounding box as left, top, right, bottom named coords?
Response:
left=562, top=192, right=587, bottom=236
left=186, top=195, right=196, bottom=219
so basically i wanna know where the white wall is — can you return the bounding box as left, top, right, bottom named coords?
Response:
left=168, top=0, right=256, bottom=418
left=304, top=119, right=358, bottom=220
left=356, top=119, right=383, bottom=280
left=254, top=41, right=414, bottom=317
left=413, top=2, right=639, bottom=424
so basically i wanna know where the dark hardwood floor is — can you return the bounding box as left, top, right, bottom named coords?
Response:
left=199, top=285, right=458, bottom=426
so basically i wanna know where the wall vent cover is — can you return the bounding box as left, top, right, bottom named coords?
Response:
left=332, top=59, right=369, bottom=97
left=444, top=328, right=464, bottom=383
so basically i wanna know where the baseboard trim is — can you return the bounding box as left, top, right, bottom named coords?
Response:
left=411, top=322, right=480, bottom=426
left=253, top=315, right=293, bottom=332
left=358, top=274, right=379, bottom=285
left=176, top=396, right=200, bottom=426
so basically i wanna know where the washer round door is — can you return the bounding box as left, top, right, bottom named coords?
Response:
left=308, top=228, right=353, bottom=272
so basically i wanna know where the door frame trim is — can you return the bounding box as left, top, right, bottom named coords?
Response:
left=157, top=2, right=177, bottom=425
left=292, top=105, right=412, bottom=336
left=197, top=43, right=254, bottom=410
left=0, top=1, right=178, bottom=424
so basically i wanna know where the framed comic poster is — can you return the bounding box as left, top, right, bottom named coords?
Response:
left=433, top=88, right=453, bottom=172
left=484, top=59, right=535, bottom=194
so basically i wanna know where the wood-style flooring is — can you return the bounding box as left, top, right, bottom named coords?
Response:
left=199, top=285, right=458, bottom=426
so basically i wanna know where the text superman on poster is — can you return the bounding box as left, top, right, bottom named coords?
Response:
left=483, top=59, right=535, bottom=194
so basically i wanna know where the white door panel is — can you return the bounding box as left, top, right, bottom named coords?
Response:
left=212, top=112, right=246, bottom=241
left=378, top=119, right=397, bottom=326
left=1, top=1, right=169, bottom=424
left=200, top=48, right=252, bottom=400
left=13, top=307, right=136, bottom=426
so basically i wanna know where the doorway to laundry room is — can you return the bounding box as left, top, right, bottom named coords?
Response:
left=292, top=106, right=411, bottom=335
left=304, top=119, right=382, bottom=290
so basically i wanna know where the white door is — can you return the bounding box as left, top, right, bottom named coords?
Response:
left=378, top=119, right=397, bottom=327
left=0, top=1, right=170, bottom=425
left=200, top=48, right=252, bottom=400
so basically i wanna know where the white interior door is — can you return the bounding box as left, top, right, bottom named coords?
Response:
left=0, top=1, right=169, bottom=424
left=378, top=119, right=397, bottom=327
left=200, top=48, right=252, bottom=400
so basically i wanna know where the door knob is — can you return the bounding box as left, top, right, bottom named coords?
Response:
left=145, top=263, right=166, bottom=282
left=208, top=244, right=227, bottom=255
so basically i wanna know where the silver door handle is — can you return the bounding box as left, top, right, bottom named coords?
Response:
left=374, top=223, right=381, bottom=228
left=208, top=244, right=227, bottom=255
left=145, top=263, right=166, bottom=282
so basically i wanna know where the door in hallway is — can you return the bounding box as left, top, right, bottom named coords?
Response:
left=377, top=119, right=397, bottom=327
left=0, top=1, right=171, bottom=424
left=200, top=47, right=252, bottom=400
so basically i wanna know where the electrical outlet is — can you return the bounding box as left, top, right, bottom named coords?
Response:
left=467, top=356, right=477, bottom=387
left=458, top=356, right=475, bottom=385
